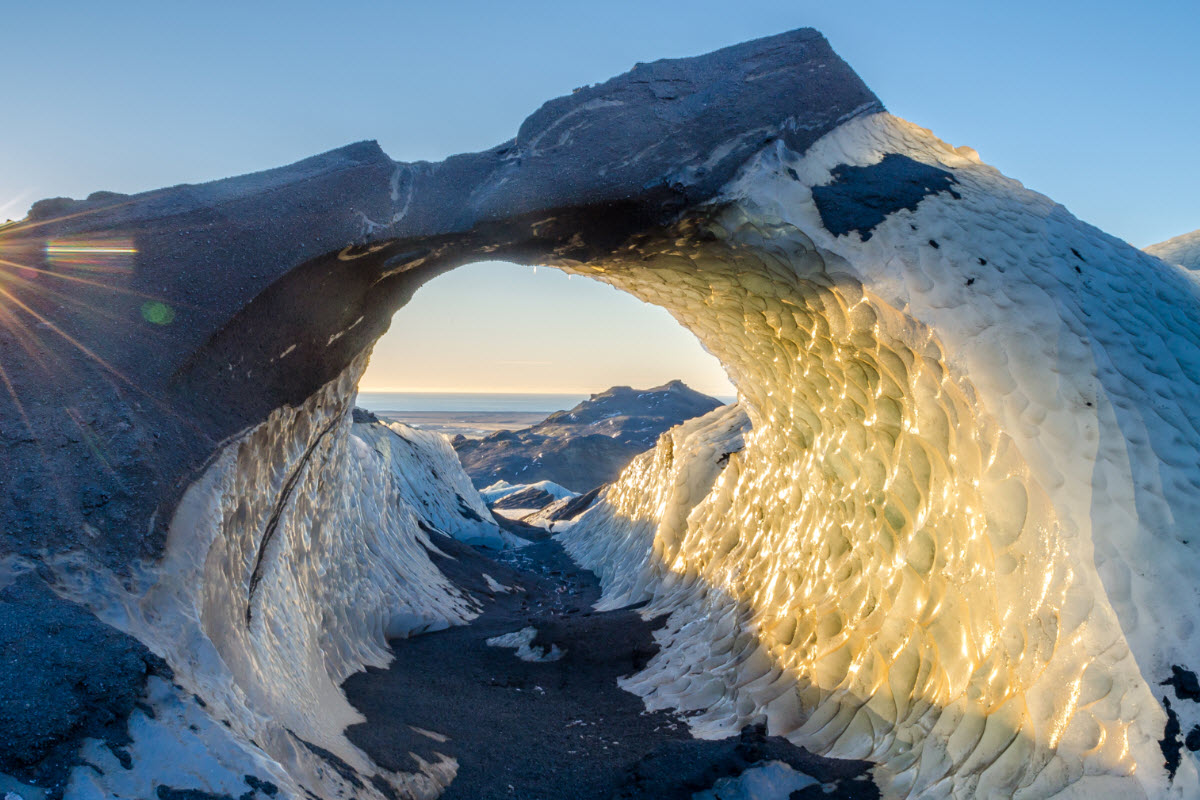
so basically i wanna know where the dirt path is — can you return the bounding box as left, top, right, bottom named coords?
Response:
left=343, top=537, right=877, bottom=799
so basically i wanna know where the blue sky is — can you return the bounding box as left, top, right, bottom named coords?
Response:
left=4, top=1, right=1196, bottom=394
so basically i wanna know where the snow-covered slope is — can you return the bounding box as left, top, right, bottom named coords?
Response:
left=1146, top=229, right=1200, bottom=271
left=560, top=111, right=1200, bottom=798
left=480, top=479, right=578, bottom=505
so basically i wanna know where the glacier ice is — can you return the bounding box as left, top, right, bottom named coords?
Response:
left=561, top=111, right=1200, bottom=797
left=40, top=359, right=496, bottom=799
left=2, top=26, right=1199, bottom=800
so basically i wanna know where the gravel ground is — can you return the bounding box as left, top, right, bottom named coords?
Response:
left=343, top=537, right=878, bottom=799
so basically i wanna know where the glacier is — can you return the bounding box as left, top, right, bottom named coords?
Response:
left=2, top=26, right=1199, bottom=800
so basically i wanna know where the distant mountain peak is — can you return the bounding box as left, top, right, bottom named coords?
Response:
left=454, top=381, right=725, bottom=493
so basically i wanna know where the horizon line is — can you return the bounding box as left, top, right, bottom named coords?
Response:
left=358, top=387, right=738, bottom=397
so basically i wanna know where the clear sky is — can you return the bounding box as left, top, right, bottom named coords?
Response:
left=4, top=1, right=1197, bottom=395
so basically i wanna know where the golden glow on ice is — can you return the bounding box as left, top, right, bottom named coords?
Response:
left=560, top=202, right=1148, bottom=798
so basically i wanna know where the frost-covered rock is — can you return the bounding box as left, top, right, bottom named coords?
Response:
left=454, top=382, right=724, bottom=492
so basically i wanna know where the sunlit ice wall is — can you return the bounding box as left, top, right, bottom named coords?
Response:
left=561, top=110, right=1200, bottom=798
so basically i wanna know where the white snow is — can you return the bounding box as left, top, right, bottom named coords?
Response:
left=691, top=761, right=820, bottom=800
left=486, top=626, right=566, bottom=662
left=480, top=479, right=517, bottom=499
left=492, top=507, right=541, bottom=520
left=481, top=573, right=511, bottom=593
left=480, top=479, right=578, bottom=504
left=64, top=676, right=287, bottom=800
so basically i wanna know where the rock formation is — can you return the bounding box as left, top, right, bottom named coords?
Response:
left=453, top=381, right=724, bottom=492
left=2, top=26, right=1199, bottom=799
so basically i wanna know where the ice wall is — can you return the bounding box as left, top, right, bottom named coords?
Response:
left=354, top=420, right=511, bottom=549
left=561, top=112, right=1200, bottom=798
left=47, top=356, right=499, bottom=799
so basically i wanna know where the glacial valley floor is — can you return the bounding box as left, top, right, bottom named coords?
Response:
left=343, top=537, right=878, bottom=800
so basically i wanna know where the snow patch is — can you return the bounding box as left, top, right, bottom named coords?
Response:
left=482, top=573, right=511, bottom=594
left=692, top=761, right=820, bottom=800
left=481, top=480, right=578, bottom=504
left=486, top=626, right=566, bottom=662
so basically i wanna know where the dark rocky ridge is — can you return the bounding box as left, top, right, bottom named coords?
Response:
left=454, top=381, right=723, bottom=493
left=490, top=485, right=560, bottom=511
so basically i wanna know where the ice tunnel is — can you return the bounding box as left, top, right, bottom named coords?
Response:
left=3, top=27, right=1200, bottom=800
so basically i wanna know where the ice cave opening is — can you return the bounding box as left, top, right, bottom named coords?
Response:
left=315, top=191, right=1164, bottom=798
left=355, top=258, right=735, bottom=399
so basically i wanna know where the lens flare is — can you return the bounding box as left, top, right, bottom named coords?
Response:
left=45, top=237, right=137, bottom=273
left=141, top=301, right=176, bottom=325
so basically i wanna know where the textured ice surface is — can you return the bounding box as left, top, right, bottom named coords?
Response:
left=46, top=357, right=500, bottom=799
left=562, top=112, right=1200, bottom=798
left=19, top=98, right=1198, bottom=800
left=356, top=421, right=509, bottom=548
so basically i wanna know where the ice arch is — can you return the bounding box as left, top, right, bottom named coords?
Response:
left=3, top=27, right=1200, bottom=800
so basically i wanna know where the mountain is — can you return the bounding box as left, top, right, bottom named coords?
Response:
left=452, top=381, right=724, bottom=493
